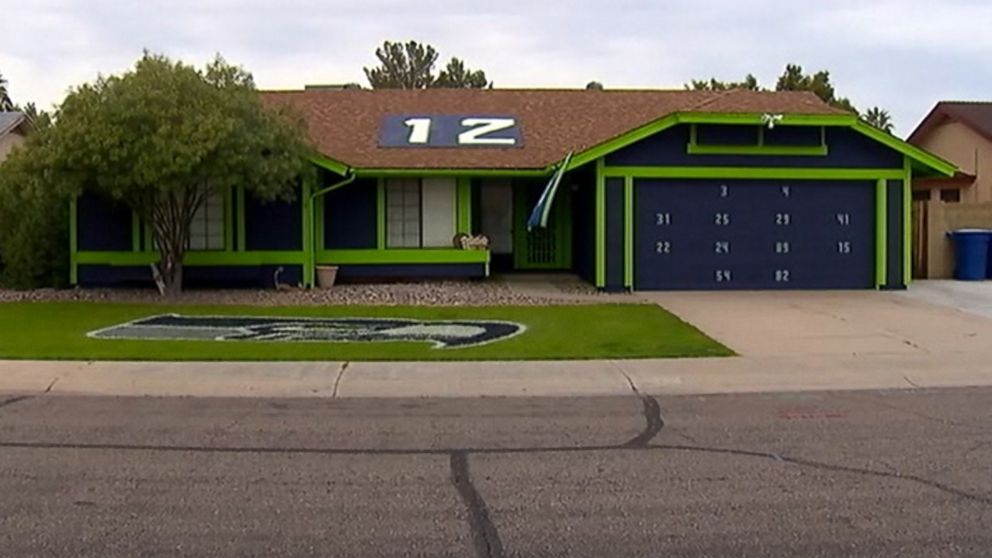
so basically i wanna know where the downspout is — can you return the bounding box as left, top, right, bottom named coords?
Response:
left=308, top=172, right=356, bottom=287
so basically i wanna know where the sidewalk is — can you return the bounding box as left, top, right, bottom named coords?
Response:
left=4, top=352, right=992, bottom=398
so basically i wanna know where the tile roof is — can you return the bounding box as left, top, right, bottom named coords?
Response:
left=908, top=101, right=992, bottom=145
left=261, top=88, right=848, bottom=170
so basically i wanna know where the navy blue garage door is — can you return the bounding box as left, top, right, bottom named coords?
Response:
left=635, top=179, right=875, bottom=290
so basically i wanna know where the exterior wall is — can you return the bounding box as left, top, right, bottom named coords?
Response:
left=0, top=131, right=25, bottom=162
left=923, top=201, right=992, bottom=278
left=913, top=121, right=992, bottom=203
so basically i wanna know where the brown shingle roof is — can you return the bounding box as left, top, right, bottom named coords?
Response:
left=261, top=88, right=847, bottom=170
left=908, top=101, right=992, bottom=145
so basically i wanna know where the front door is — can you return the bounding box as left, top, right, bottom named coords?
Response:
left=513, top=181, right=572, bottom=270
left=479, top=179, right=514, bottom=270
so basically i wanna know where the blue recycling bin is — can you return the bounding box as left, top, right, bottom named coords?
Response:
left=949, top=229, right=992, bottom=281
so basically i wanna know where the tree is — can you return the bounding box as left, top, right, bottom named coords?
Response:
left=686, top=74, right=760, bottom=91
left=774, top=64, right=856, bottom=113
left=364, top=40, right=490, bottom=89
left=0, top=70, right=14, bottom=111
left=862, top=106, right=894, bottom=134
left=585, top=81, right=604, bottom=90
left=0, top=117, right=69, bottom=288
left=40, top=53, right=312, bottom=295
left=435, top=57, right=489, bottom=89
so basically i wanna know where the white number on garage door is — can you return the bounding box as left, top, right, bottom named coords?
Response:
left=715, top=269, right=732, bottom=282
left=656, top=241, right=672, bottom=254
left=656, top=212, right=671, bottom=225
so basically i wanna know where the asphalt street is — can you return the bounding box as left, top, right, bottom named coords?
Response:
left=0, top=386, right=990, bottom=557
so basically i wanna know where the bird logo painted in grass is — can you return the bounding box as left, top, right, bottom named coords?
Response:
left=87, top=314, right=525, bottom=349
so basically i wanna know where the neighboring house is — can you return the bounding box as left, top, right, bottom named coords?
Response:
left=0, top=111, right=28, bottom=163
left=907, top=102, right=992, bottom=278
left=70, top=88, right=953, bottom=291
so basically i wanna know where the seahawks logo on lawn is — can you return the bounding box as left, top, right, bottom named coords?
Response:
left=88, top=314, right=525, bottom=349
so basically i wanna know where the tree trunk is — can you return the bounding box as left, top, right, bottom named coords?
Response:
left=161, top=260, right=183, bottom=297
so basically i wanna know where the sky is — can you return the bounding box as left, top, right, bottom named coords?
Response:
left=1, top=0, right=990, bottom=135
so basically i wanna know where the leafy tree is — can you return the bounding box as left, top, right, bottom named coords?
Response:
left=0, top=70, right=14, bottom=111
left=585, top=81, right=605, bottom=90
left=435, top=57, right=489, bottom=89
left=40, top=53, right=312, bottom=295
left=364, top=40, right=490, bottom=89
left=0, top=117, right=69, bottom=288
left=774, top=64, right=856, bottom=113
left=686, top=74, right=760, bottom=91
left=862, top=106, right=894, bottom=133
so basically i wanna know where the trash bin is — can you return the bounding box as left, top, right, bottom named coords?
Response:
left=948, top=229, right=992, bottom=281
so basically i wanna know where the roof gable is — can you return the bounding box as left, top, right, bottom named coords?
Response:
left=0, top=112, right=28, bottom=138
left=908, top=102, right=992, bottom=146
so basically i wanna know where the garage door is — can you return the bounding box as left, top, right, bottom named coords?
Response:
left=635, top=179, right=875, bottom=290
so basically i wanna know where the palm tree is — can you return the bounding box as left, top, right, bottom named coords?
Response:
left=0, top=70, right=14, bottom=111
left=862, top=106, right=894, bottom=134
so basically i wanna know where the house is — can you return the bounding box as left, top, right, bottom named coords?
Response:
left=907, top=102, right=992, bottom=278
left=69, top=88, right=954, bottom=291
left=0, top=111, right=29, bottom=163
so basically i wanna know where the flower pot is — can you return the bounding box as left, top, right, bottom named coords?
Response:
left=315, top=265, right=339, bottom=289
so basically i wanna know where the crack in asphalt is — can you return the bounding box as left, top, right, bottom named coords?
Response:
left=648, top=443, right=992, bottom=506
left=3, top=436, right=986, bottom=508
left=0, top=395, right=33, bottom=410
left=617, top=371, right=664, bottom=448
left=450, top=452, right=504, bottom=558
left=332, top=362, right=349, bottom=398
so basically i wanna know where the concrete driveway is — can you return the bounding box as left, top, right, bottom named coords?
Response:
left=640, top=290, right=992, bottom=357
left=897, top=280, right=992, bottom=321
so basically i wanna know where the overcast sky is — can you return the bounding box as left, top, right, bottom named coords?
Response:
left=2, top=0, right=989, bottom=135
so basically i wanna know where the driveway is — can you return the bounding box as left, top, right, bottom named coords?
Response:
left=640, top=290, right=992, bottom=357
left=897, top=280, right=992, bottom=321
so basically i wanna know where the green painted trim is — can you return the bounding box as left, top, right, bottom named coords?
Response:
left=311, top=154, right=350, bottom=176
left=603, top=166, right=906, bottom=180
left=131, top=210, right=141, bottom=252
left=355, top=168, right=550, bottom=178
left=623, top=175, right=633, bottom=289
left=315, top=249, right=489, bottom=265
left=595, top=158, right=606, bottom=288
left=569, top=114, right=680, bottom=170
left=681, top=113, right=857, bottom=126
left=76, top=251, right=307, bottom=266
left=687, top=143, right=828, bottom=156
left=236, top=186, right=246, bottom=252
left=851, top=120, right=955, bottom=177
left=903, top=157, right=912, bottom=285
left=456, top=177, right=472, bottom=234
left=301, top=177, right=313, bottom=287
left=875, top=179, right=887, bottom=289
left=307, top=172, right=357, bottom=286
left=376, top=179, right=386, bottom=250
left=69, top=197, right=78, bottom=285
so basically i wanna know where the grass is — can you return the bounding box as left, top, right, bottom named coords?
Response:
left=0, top=302, right=732, bottom=361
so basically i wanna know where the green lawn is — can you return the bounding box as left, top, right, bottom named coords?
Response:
left=0, top=302, right=732, bottom=361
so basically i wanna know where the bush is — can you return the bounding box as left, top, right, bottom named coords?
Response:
left=0, top=130, right=70, bottom=289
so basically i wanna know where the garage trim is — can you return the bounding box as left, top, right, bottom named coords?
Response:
left=595, top=157, right=606, bottom=287
left=624, top=176, right=634, bottom=289
left=875, top=179, right=887, bottom=288
left=602, top=166, right=907, bottom=180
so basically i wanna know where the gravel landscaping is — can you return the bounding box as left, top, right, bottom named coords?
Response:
left=0, top=277, right=637, bottom=307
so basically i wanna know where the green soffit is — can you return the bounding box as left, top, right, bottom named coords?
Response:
left=308, top=111, right=956, bottom=179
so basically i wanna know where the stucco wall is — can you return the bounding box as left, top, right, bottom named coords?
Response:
left=914, top=121, right=992, bottom=203
left=0, top=131, right=26, bottom=163
left=925, top=200, right=992, bottom=278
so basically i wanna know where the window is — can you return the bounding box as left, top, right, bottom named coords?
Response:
left=940, top=188, right=961, bottom=203
left=188, top=192, right=225, bottom=250
left=386, top=179, right=422, bottom=247
left=385, top=178, right=456, bottom=248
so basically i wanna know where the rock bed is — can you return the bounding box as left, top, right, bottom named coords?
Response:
left=0, top=279, right=634, bottom=307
